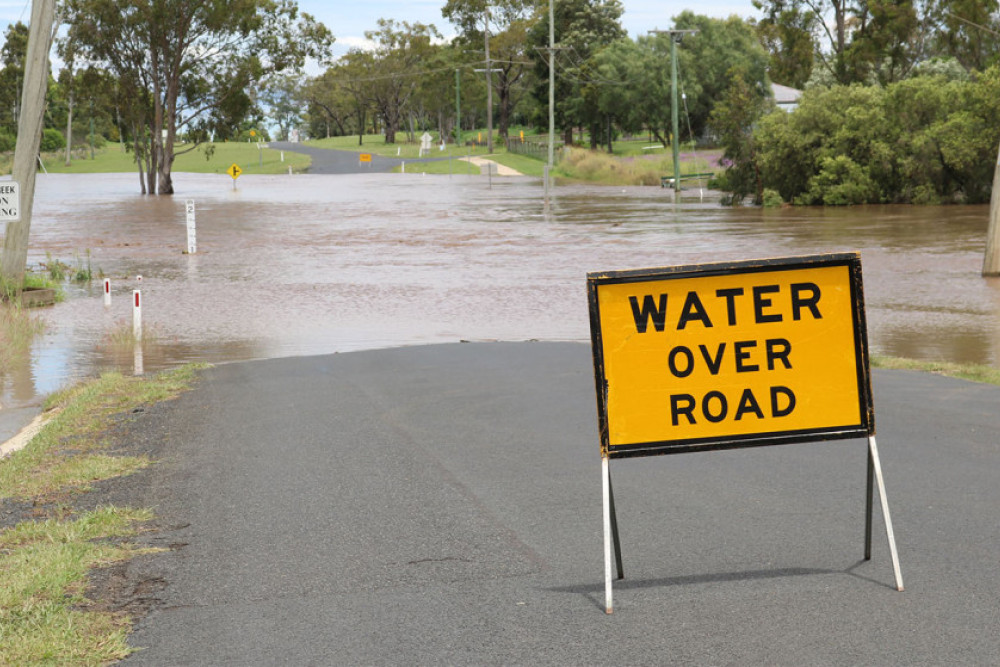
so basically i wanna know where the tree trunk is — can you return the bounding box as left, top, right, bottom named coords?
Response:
left=498, top=83, right=511, bottom=141
left=1, top=0, right=56, bottom=291
left=132, top=124, right=146, bottom=194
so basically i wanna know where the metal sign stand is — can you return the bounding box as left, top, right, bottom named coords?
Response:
left=866, top=435, right=904, bottom=591
left=602, top=455, right=624, bottom=613
left=601, top=438, right=903, bottom=614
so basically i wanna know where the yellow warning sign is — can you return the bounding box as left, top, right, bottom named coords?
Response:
left=588, top=253, right=872, bottom=457
left=226, top=163, right=243, bottom=179
left=359, top=153, right=372, bottom=163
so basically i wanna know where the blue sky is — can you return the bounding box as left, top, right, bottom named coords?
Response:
left=2, top=0, right=759, bottom=63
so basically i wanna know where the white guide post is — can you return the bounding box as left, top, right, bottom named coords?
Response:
left=602, top=455, right=614, bottom=614
left=103, top=278, right=111, bottom=307
left=185, top=199, right=196, bottom=254
left=869, top=436, right=904, bottom=591
left=132, top=289, right=142, bottom=342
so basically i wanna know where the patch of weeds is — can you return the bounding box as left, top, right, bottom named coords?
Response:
left=0, top=506, right=157, bottom=665
left=44, top=252, right=70, bottom=282
left=72, top=250, right=94, bottom=283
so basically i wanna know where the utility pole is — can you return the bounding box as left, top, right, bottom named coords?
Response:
left=649, top=29, right=697, bottom=194
left=2, top=0, right=57, bottom=292
left=548, top=0, right=555, bottom=171
left=455, top=69, right=461, bottom=147
left=985, top=139, right=1000, bottom=276
left=485, top=8, right=494, bottom=153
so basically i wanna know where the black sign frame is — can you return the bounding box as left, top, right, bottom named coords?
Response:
left=587, top=253, right=874, bottom=459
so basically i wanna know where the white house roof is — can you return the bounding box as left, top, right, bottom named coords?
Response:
left=771, top=83, right=803, bottom=105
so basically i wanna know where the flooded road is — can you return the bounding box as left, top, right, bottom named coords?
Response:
left=3, top=171, right=999, bottom=407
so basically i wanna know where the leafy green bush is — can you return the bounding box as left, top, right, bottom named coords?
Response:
left=0, top=131, right=14, bottom=152
left=717, top=67, right=1000, bottom=205
left=40, top=128, right=66, bottom=152
left=761, top=188, right=784, bottom=207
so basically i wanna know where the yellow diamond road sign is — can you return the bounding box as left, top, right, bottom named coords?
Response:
left=227, top=163, right=243, bottom=179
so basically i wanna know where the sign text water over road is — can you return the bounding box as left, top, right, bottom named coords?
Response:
left=589, top=254, right=873, bottom=456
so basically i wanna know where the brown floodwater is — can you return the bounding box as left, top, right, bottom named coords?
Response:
left=2, top=171, right=999, bottom=407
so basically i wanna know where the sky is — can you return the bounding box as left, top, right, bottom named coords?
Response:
left=309, top=1, right=757, bottom=58
left=1, top=0, right=760, bottom=64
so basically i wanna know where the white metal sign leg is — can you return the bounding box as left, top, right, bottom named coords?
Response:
left=602, top=455, right=614, bottom=614
left=869, top=436, right=904, bottom=591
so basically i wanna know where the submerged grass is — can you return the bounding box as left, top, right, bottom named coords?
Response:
left=0, top=304, right=45, bottom=371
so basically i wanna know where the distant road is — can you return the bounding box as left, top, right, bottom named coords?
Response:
left=269, top=141, right=404, bottom=174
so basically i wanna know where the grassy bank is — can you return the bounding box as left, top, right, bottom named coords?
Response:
left=1, top=141, right=311, bottom=176
left=0, top=365, right=205, bottom=664
left=872, top=355, right=1000, bottom=386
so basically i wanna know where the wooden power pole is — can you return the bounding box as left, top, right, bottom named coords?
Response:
left=1, top=0, right=57, bottom=292
left=984, top=140, right=1000, bottom=276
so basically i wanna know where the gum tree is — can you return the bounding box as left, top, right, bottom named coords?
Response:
left=61, top=0, right=332, bottom=194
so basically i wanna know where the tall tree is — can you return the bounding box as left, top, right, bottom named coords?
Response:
left=62, top=0, right=332, bottom=194
left=0, top=22, right=30, bottom=137
left=442, top=0, right=534, bottom=142
left=672, top=12, right=771, bottom=139
left=930, top=0, right=1000, bottom=71
left=752, top=0, right=817, bottom=88
left=361, top=19, right=440, bottom=145
left=527, top=0, right=625, bottom=146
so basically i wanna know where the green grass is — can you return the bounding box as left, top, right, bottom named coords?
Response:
left=871, top=355, right=1000, bottom=386
left=394, top=158, right=480, bottom=175
left=0, top=364, right=206, bottom=664
left=2, top=365, right=205, bottom=502
left=0, top=507, right=157, bottom=665
left=490, top=152, right=548, bottom=177
left=37, top=141, right=311, bottom=176
left=307, top=133, right=494, bottom=159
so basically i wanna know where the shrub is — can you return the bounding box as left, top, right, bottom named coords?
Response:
left=40, top=128, right=66, bottom=152
left=761, top=189, right=783, bottom=208
left=0, top=131, right=14, bottom=152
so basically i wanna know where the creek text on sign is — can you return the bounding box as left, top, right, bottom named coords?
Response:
left=588, top=255, right=872, bottom=456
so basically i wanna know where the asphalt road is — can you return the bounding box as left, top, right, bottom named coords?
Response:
left=116, top=342, right=1000, bottom=665
left=271, top=141, right=456, bottom=174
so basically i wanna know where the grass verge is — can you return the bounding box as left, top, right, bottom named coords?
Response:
left=0, top=507, right=157, bottom=665
left=0, top=364, right=205, bottom=664
left=24, top=142, right=311, bottom=176
left=2, top=365, right=204, bottom=501
left=394, top=157, right=480, bottom=175
left=871, top=355, right=1000, bottom=386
